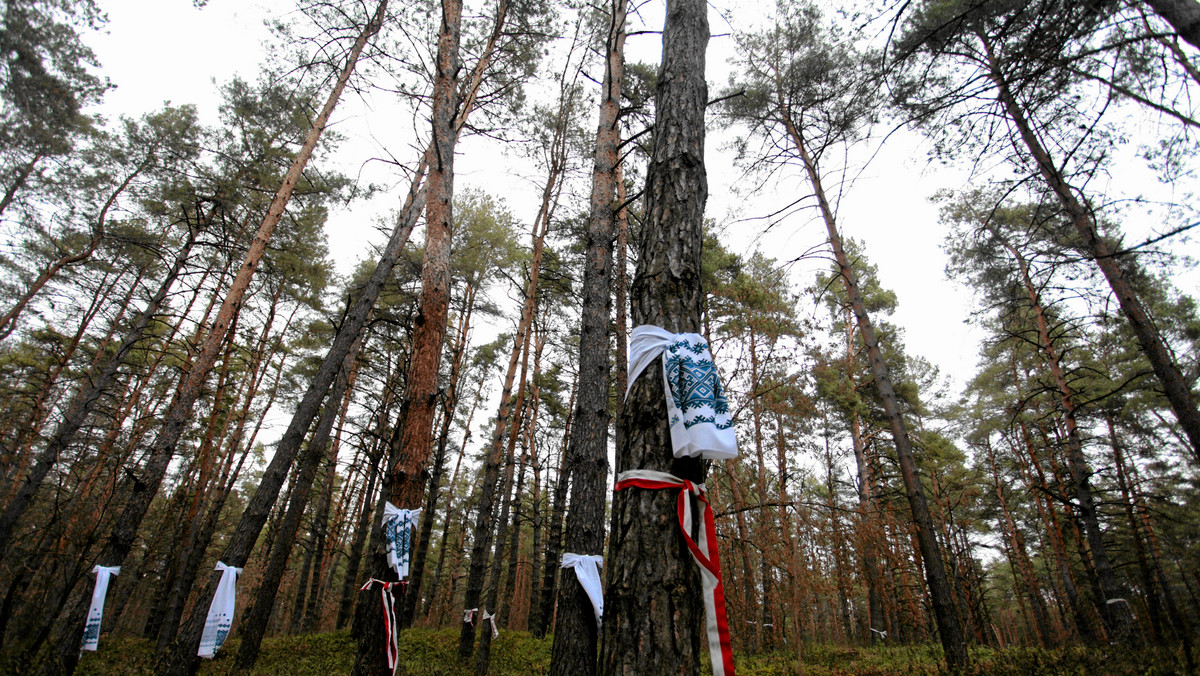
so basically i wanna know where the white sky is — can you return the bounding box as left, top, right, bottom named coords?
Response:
left=85, top=0, right=1196, bottom=406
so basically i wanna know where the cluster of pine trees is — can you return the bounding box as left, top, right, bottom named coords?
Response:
left=0, top=0, right=1196, bottom=674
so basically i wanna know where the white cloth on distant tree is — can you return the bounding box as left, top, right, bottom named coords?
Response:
left=481, top=609, right=499, bottom=638
left=382, top=502, right=421, bottom=580
left=81, top=565, right=120, bottom=651
left=198, top=562, right=242, bottom=658
left=561, top=553, right=604, bottom=627
left=626, top=326, right=737, bottom=459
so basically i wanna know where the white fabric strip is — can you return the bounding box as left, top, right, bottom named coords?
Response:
left=561, top=553, right=604, bottom=627
left=482, top=609, right=499, bottom=638
left=382, top=502, right=421, bottom=580
left=626, top=325, right=737, bottom=459
left=198, top=562, right=242, bottom=658
left=81, top=565, right=120, bottom=651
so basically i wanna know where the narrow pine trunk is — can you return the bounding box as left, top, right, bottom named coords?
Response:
left=981, top=33, right=1200, bottom=460
left=549, top=0, right=623, bottom=665
left=781, top=112, right=967, bottom=669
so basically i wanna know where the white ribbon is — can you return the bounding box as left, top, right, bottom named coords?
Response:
left=481, top=609, right=499, bottom=638
left=382, top=502, right=421, bottom=580
left=81, top=565, right=120, bottom=651
left=626, top=326, right=737, bottom=460
left=463, top=607, right=477, bottom=625
left=561, top=553, right=604, bottom=627
left=198, top=562, right=242, bottom=658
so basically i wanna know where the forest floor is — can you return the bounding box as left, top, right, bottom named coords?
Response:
left=75, top=627, right=1194, bottom=675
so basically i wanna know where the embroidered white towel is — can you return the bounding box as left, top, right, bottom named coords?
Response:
left=198, top=562, right=242, bottom=658
left=81, top=565, right=120, bottom=651
left=382, top=503, right=421, bottom=580
left=626, top=325, right=737, bottom=459
left=561, top=553, right=604, bottom=627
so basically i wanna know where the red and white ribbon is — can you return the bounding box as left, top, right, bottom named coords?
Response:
left=463, top=607, right=477, bottom=625
left=614, top=469, right=736, bottom=676
left=361, top=578, right=403, bottom=675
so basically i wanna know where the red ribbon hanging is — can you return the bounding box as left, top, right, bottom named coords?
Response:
left=360, top=578, right=404, bottom=675
left=613, top=469, right=736, bottom=676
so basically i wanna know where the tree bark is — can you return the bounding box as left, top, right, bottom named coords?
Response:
left=549, top=0, right=623, bottom=668
left=599, top=0, right=711, bottom=670
left=1144, top=0, right=1200, bottom=51
left=781, top=111, right=968, bottom=669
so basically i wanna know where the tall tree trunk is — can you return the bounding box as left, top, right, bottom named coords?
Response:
left=599, top=0, right=711, bottom=669
left=303, top=356, right=360, bottom=633
left=993, top=228, right=1123, bottom=634
left=456, top=94, right=559, bottom=661
left=549, top=0, right=623, bottom=669
left=530, top=381, right=575, bottom=638
left=400, top=283, right=477, bottom=628
left=985, top=438, right=1053, bottom=647
left=981, top=32, right=1200, bottom=461
left=781, top=109, right=968, bottom=669
left=470, top=307, right=537, bottom=672
left=235, top=329, right=364, bottom=669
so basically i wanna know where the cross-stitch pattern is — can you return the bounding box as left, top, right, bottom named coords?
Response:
left=665, top=336, right=733, bottom=431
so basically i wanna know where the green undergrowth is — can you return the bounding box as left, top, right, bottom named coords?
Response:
left=76, top=629, right=1193, bottom=675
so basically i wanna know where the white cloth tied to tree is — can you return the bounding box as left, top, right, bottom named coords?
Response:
left=627, top=326, right=737, bottom=460
left=481, top=609, right=499, bottom=639
left=382, top=502, right=421, bottom=580
left=81, top=565, right=120, bottom=651
left=561, top=554, right=604, bottom=627
left=198, top=562, right=242, bottom=658
left=463, top=608, right=477, bottom=625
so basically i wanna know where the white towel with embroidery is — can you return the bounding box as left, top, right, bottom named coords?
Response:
left=627, top=325, right=737, bottom=459
left=383, top=503, right=421, bottom=580
left=561, top=554, right=603, bottom=627
left=198, top=562, right=241, bottom=658
left=81, top=565, right=120, bottom=651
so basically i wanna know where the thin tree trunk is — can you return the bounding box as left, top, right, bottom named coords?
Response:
left=235, top=329, right=364, bottom=669
left=549, top=1, right=623, bottom=667
left=0, top=224, right=199, bottom=557
left=530, top=380, right=575, bottom=638
left=457, top=105, right=558, bottom=662
left=780, top=109, right=967, bottom=668
left=981, top=33, right=1200, bottom=461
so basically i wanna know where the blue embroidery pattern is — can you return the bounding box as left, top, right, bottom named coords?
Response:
left=665, top=336, right=733, bottom=432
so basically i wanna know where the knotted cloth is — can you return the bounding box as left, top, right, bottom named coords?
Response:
left=198, top=562, right=241, bottom=657
left=627, top=326, right=737, bottom=459
left=561, top=553, right=604, bottom=627
left=382, top=503, right=421, bottom=580
left=81, top=565, right=120, bottom=651
left=360, top=578, right=403, bottom=675
left=614, top=469, right=735, bottom=676
left=481, top=609, right=499, bottom=639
